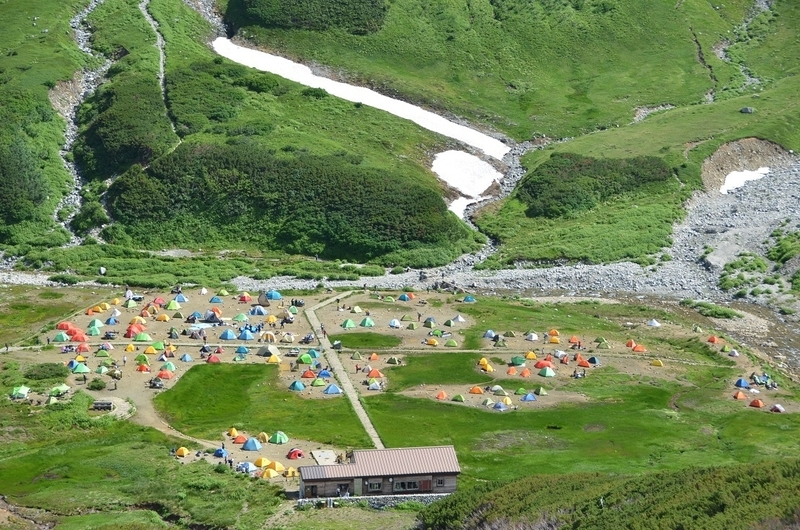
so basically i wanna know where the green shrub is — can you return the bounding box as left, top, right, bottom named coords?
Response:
left=48, top=274, right=81, bottom=285
left=87, top=378, right=107, bottom=391
left=679, top=300, right=742, bottom=319
left=243, top=0, right=387, bottom=34
left=24, top=363, right=69, bottom=380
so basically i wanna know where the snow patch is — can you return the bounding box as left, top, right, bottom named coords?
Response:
left=720, top=167, right=770, bottom=194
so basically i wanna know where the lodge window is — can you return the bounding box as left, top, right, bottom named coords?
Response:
left=368, top=481, right=382, bottom=491
left=436, top=478, right=445, bottom=487
left=393, top=481, right=419, bottom=491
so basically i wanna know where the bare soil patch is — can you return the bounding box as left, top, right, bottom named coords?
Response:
left=701, top=138, right=794, bottom=193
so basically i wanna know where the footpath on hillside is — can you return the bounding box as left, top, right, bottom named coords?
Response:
left=306, top=291, right=385, bottom=449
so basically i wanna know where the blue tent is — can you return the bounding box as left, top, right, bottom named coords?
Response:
left=318, top=369, right=332, bottom=378
left=289, top=380, right=305, bottom=391
left=157, top=354, right=167, bottom=362
left=180, top=353, right=193, bottom=362
left=209, top=296, right=222, bottom=303
left=588, top=356, right=600, bottom=365
left=214, top=448, right=228, bottom=458
left=521, top=392, right=537, bottom=402
left=238, top=330, right=255, bottom=341
left=735, top=378, right=750, bottom=389
left=238, top=461, right=257, bottom=472
left=398, top=294, right=410, bottom=301
left=249, top=305, right=268, bottom=316
left=242, top=438, right=262, bottom=451
left=323, top=384, right=343, bottom=394
left=308, top=349, right=320, bottom=358
left=105, top=317, right=118, bottom=325
left=190, top=311, right=202, bottom=319
left=67, top=359, right=79, bottom=370
left=483, top=330, right=496, bottom=339
left=220, top=329, right=236, bottom=340
left=464, top=295, right=477, bottom=303
left=266, top=290, right=282, bottom=300
left=175, top=293, right=189, bottom=303
left=493, top=402, right=509, bottom=411
left=235, top=345, right=249, bottom=354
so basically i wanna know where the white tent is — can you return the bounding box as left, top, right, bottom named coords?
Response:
left=111, top=308, right=122, bottom=317
left=647, top=319, right=662, bottom=327
left=453, top=315, right=466, bottom=323
left=389, top=319, right=401, bottom=329
left=525, top=333, right=538, bottom=341
left=200, top=287, right=208, bottom=295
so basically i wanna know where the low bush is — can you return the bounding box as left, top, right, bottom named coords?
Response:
left=87, top=378, right=107, bottom=391
left=243, top=0, right=387, bottom=34
left=679, top=300, right=742, bottom=319
left=24, top=363, right=69, bottom=380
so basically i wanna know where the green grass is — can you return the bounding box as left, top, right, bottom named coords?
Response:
left=51, top=511, right=169, bottom=530
left=328, top=332, right=401, bottom=349
left=384, top=352, right=493, bottom=391
left=154, top=363, right=372, bottom=447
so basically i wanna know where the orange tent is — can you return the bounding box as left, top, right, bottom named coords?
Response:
left=708, top=336, right=721, bottom=344
left=57, top=322, right=75, bottom=330
left=369, top=353, right=379, bottom=361
left=368, top=369, right=384, bottom=378
left=547, top=329, right=560, bottom=336
left=560, top=356, right=569, bottom=365
left=140, top=309, right=152, bottom=318
left=136, top=364, right=150, bottom=372
left=534, top=360, right=554, bottom=369
left=568, top=336, right=579, bottom=344
left=76, top=343, right=90, bottom=353
left=66, top=327, right=81, bottom=337
left=301, top=370, right=315, bottom=378
left=506, top=367, right=518, bottom=376
left=435, top=391, right=447, bottom=400
left=574, top=353, right=584, bottom=361
left=733, top=391, right=747, bottom=400
left=71, top=332, right=87, bottom=342
left=233, top=434, right=247, bottom=443
left=210, top=307, right=222, bottom=316
left=520, top=368, right=532, bottom=378
left=578, top=359, right=591, bottom=368
left=750, top=399, right=765, bottom=408
left=548, top=336, right=561, bottom=344
left=85, top=308, right=94, bottom=316
left=544, top=354, right=553, bottom=362
left=469, top=386, right=484, bottom=394
left=405, top=292, right=416, bottom=299
left=157, top=370, right=174, bottom=379
left=625, top=339, right=636, bottom=348
left=632, top=344, right=647, bottom=353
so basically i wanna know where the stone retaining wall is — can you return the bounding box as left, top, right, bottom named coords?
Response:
left=297, top=492, right=450, bottom=509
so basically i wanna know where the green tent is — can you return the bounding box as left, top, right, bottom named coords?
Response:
left=368, top=378, right=379, bottom=385
left=45, top=396, right=59, bottom=405
left=87, top=326, right=101, bottom=336
left=445, top=339, right=458, bottom=347
left=311, top=378, right=326, bottom=387
left=233, top=313, right=248, bottom=322
left=510, top=356, right=526, bottom=366
left=95, top=350, right=110, bottom=357
left=342, top=319, right=356, bottom=329
left=444, top=319, right=456, bottom=327
left=134, top=332, right=151, bottom=342
left=504, top=331, right=516, bottom=337
left=430, top=329, right=443, bottom=337
left=72, top=363, right=90, bottom=374
left=161, top=362, right=176, bottom=371
left=50, top=383, right=70, bottom=396
left=151, top=341, right=166, bottom=351
left=351, top=306, right=363, bottom=313
left=173, top=312, right=184, bottom=319
left=400, top=314, right=413, bottom=321
left=597, top=341, right=611, bottom=349
left=407, top=322, right=419, bottom=330
left=538, top=367, right=556, bottom=377
left=165, top=300, right=181, bottom=310
left=594, top=336, right=607, bottom=344
left=452, top=394, right=465, bottom=402
left=384, top=296, right=395, bottom=303
left=534, top=386, right=548, bottom=396
left=514, top=387, right=527, bottom=395
left=360, top=317, right=375, bottom=327
left=95, top=366, right=109, bottom=374
left=135, top=353, right=149, bottom=365
left=481, top=398, right=495, bottom=406
left=11, top=385, right=30, bottom=399
left=493, top=388, right=508, bottom=396
left=298, top=353, right=313, bottom=364
left=423, top=320, right=436, bottom=328
left=721, top=344, right=732, bottom=352
left=123, top=299, right=137, bottom=308
left=370, top=293, right=381, bottom=299
left=351, top=351, right=363, bottom=360
left=53, top=332, right=69, bottom=342
left=217, top=289, right=230, bottom=296
left=269, top=431, right=289, bottom=444
left=100, top=359, right=115, bottom=367
left=494, top=339, right=507, bottom=348
left=88, top=319, right=104, bottom=329
left=387, top=356, right=401, bottom=365
left=288, top=306, right=299, bottom=314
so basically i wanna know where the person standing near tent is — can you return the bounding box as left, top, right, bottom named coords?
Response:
left=123, top=355, right=127, bottom=366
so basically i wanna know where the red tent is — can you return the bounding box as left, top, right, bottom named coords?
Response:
left=633, top=344, right=647, bottom=353
left=136, top=364, right=150, bottom=372
left=76, top=343, right=90, bottom=353
left=301, top=370, right=315, bottom=378
left=560, top=356, right=569, bottom=365
left=157, top=370, right=174, bottom=379
left=534, top=360, right=554, bottom=369
left=85, top=308, right=94, bottom=316
left=287, top=448, right=305, bottom=459
left=233, top=434, right=247, bottom=444
left=207, top=355, right=221, bottom=363
left=214, top=346, right=224, bottom=354
left=71, top=333, right=87, bottom=342
left=57, top=322, right=75, bottom=330
left=367, top=369, right=384, bottom=378
left=750, top=399, right=765, bottom=408
left=239, top=294, right=251, bottom=302
left=544, top=354, right=553, bottom=362
left=66, top=327, right=81, bottom=337
left=708, top=336, right=721, bottom=344
left=153, top=297, right=166, bottom=305
left=625, top=339, right=636, bottom=348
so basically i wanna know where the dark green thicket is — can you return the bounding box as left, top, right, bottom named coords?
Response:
left=0, top=136, right=49, bottom=226
left=106, top=142, right=470, bottom=262
left=516, top=153, right=672, bottom=219
left=421, top=459, right=800, bottom=530
left=243, top=0, right=387, bottom=34
left=73, top=75, right=177, bottom=179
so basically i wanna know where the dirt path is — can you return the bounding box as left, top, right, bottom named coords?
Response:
left=306, top=291, right=385, bottom=449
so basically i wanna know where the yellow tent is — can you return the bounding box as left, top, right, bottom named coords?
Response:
left=155, top=314, right=170, bottom=322
left=548, top=329, right=560, bottom=336
left=254, top=457, right=271, bottom=468
left=263, top=332, right=276, bottom=343
left=112, top=298, right=120, bottom=305
left=165, top=344, right=177, bottom=353
left=267, top=461, right=285, bottom=472
left=484, top=364, right=494, bottom=373
left=501, top=396, right=513, bottom=406
left=478, top=357, right=489, bottom=366
left=176, top=447, right=190, bottom=457
left=262, top=469, right=280, bottom=478
left=228, top=427, right=238, bottom=437
left=651, top=359, right=664, bottom=367
left=266, top=315, right=278, bottom=324
left=525, top=351, right=537, bottom=360
left=284, top=467, right=299, bottom=477
left=266, top=354, right=281, bottom=364
left=100, top=302, right=111, bottom=311
left=130, top=316, right=146, bottom=325
left=426, top=338, right=438, bottom=346
left=257, top=432, right=270, bottom=443
left=92, top=305, right=102, bottom=313
left=144, top=346, right=157, bottom=354
left=125, top=344, right=135, bottom=352
left=75, top=355, right=86, bottom=362
left=548, top=336, right=561, bottom=344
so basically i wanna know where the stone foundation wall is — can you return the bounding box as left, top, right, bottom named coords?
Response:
left=297, top=492, right=451, bottom=509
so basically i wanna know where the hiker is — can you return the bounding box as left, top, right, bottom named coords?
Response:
left=4, top=343, right=7, bottom=352
left=417, top=312, right=421, bottom=322
left=123, top=355, right=127, bottom=366
left=47, top=337, right=50, bottom=345
left=355, top=364, right=360, bottom=373
left=222, top=442, right=225, bottom=449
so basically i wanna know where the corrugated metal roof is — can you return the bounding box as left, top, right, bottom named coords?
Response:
left=299, top=446, right=460, bottom=481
